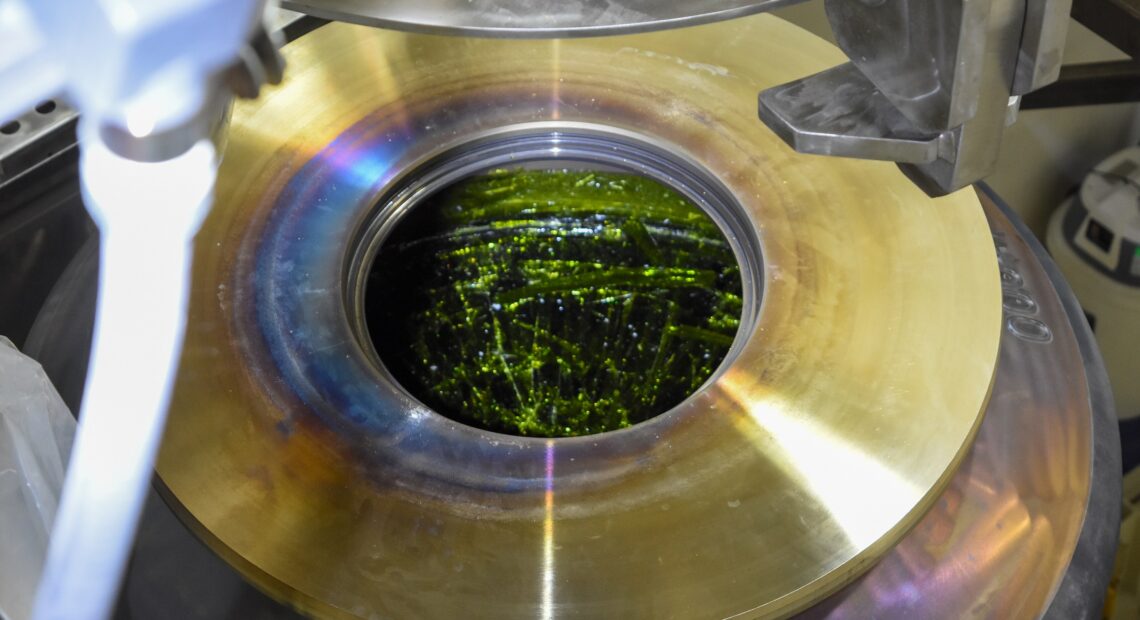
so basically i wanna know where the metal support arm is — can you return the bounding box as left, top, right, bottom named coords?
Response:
left=760, top=0, right=1073, bottom=196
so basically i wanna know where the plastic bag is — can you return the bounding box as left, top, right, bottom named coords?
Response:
left=0, top=336, right=75, bottom=620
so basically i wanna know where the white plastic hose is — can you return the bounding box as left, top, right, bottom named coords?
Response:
left=31, top=131, right=216, bottom=620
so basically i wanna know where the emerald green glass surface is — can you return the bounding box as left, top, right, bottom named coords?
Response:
left=366, top=169, right=742, bottom=437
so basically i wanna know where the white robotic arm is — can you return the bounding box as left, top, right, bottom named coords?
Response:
left=1, top=2, right=272, bottom=618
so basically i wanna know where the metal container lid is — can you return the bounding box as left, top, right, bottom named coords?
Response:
left=279, top=0, right=798, bottom=37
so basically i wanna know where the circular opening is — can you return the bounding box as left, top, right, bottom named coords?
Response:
left=35, top=100, right=56, bottom=115
left=0, top=121, right=19, bottom=135
left=354, top=127, right=759, bottom=438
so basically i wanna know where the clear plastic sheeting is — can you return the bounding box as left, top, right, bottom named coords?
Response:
left=0, top=337, right=74, bottom=620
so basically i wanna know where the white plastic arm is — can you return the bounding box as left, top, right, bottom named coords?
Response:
left=31, top=131, right=216, bottom=620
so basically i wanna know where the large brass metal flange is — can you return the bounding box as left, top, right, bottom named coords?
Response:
left=157, top=17, right=1001, bottom=618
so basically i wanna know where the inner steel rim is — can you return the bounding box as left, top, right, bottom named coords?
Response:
left=346, top=125, right=763, bottom=436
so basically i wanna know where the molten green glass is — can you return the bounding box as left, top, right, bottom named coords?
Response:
left=366, top=169, right=742, bottom=437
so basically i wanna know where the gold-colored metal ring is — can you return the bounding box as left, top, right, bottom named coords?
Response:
left=158, top=16, right=1001, bottom=618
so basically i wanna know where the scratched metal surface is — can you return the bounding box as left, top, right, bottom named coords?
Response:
left=155, top=17, right=999, bottom=618
left=800, top=188, right=1100, bottom=619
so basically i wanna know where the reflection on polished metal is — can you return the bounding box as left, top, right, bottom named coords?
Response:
left=157, top=17, right=1001, bottom=618
left=279, top=0, right=804, bottom=37
left=283, top=0, right=1072, bottom=198
left=24, top=191, right=1109, bottom=618
left=803, top=189, right=1099, bottom=618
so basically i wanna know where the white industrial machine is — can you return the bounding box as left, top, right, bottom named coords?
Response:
left=1049, top=146, right=1140, bottom=421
